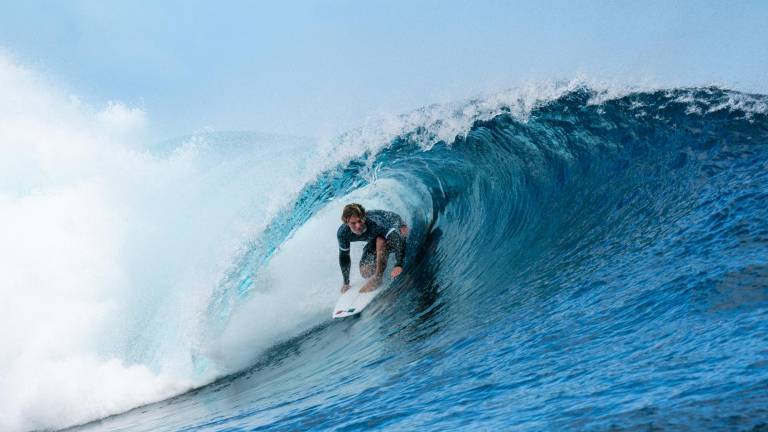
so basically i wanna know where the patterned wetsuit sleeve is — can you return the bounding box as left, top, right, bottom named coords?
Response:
left=395, top=212, right=406, bottom=228
left=337, top=226, right=351, bottom=284
left=383, top=210, right=406, bottom=228
left=339, top=251, right=350, bottom=284
left=386, top=229, right=406, bottom=267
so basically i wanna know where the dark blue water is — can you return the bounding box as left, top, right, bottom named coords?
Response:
left=68, top=87, right=768, bottom=431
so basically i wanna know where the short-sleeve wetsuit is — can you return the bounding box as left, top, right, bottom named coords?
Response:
left=337, top=210, right=407, bottom=285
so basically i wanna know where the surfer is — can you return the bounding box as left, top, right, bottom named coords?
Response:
left=338, top=203, right=408, bottom=293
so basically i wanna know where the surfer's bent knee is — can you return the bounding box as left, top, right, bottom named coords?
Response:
left=360, top=264, right=374, bottom=278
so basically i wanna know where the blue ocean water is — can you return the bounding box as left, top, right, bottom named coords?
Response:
left=68, top=87, right=768, bottom=431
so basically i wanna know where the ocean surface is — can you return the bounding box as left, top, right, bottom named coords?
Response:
left=4, top=84, right=768, bottom=431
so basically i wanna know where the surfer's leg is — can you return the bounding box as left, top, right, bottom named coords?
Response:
left=359, top=240, right=377, bottom=278
left=374, top=236, right=388, bottom=279
left=361, top=232, right=404, bottom=278
left=360, top=237, right=387, bottom=293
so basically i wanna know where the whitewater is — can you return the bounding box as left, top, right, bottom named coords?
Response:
left=1, top=53, right=767, bottom=431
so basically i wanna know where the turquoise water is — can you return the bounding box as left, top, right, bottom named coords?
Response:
left=69, top=87, right=768, bottom=431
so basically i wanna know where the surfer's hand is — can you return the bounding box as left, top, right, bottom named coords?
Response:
left=391, top=266, right=403, bottom=278
left=341, top=284, right=350, bottom=293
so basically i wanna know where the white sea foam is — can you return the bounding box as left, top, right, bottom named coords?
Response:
left=0, top=52, right=310, bottom=431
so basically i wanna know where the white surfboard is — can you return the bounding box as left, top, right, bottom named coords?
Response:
left=332, top=282, right=384, bottom=318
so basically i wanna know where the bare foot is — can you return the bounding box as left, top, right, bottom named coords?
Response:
left=341, top=284, right=350, bottom=293
left=359, top=278, right=380, bottom=293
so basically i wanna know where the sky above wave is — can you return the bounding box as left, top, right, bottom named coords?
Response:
left=1, top=0, right=766, bottom=140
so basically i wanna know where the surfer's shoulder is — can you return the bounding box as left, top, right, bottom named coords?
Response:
left=337, top=223, right=350, bottom=238
left=366, top=209, right=384, bottom=218
left=367, top=209, right=401, bottom=227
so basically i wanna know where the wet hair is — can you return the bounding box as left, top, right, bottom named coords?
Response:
left=341, top=203, right=366, bottom=223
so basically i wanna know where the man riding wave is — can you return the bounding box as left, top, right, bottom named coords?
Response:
left=337, top=203, right=409, bottom=293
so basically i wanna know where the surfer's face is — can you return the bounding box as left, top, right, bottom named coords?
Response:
left=346, top=216, right=366, bottom=235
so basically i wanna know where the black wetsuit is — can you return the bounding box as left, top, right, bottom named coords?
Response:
left=337, top=210, right=407, bottom=285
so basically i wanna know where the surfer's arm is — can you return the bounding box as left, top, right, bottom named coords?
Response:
left=337, top=226, right=352, bottom=285
left=390, top=212, right=407, bottom=267
left=339, top=249, right=351, bottom=285
left=386, top=228, right=406, bottom=268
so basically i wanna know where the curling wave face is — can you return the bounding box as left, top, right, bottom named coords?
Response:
left=71, top=86, right=768, bottom=431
